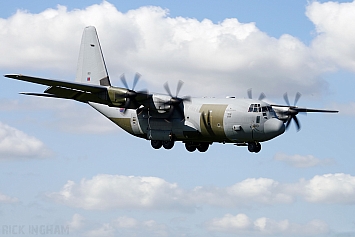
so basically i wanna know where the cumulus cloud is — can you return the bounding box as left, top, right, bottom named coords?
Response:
left=206, top=213, right=329, bottom=236
left=47, top=174, right=192, bottom=211
left=301, top=173, right=355, bottom=204
left=274, top=153, right=334, bottom=168
left=47, top=173, right=355, bottom=211
left=306, top=1, right=355, bottom=72
left=2, top=1, right=353, bottom=98
left=191, top=177, right=294, bottom=207
left=0, top=121, right=51, bottom=160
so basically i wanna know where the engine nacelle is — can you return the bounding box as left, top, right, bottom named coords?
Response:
left=272, top=106, right=290, bottom=122
left=107, top=87, right=129, bottom=107
left=151, top=94, right=171, bottom=113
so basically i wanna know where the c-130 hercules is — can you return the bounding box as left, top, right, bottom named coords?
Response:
left=5, top=26, right=338, bottom=153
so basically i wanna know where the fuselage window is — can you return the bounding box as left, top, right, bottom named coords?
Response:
left=256, top=116, right=260, bottom=123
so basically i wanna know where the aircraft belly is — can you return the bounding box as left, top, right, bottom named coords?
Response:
left=89, top=103, right=145, bottom=137
left=110, top=117, right=134, bottom=134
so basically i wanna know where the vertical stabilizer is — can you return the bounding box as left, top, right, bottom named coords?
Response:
left=76, top=26, right=111, bottom=86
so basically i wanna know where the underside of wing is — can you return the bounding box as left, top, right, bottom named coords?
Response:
left=5, top=74, right=107, bottom=93
left=5, top=74, right=111, bottom=105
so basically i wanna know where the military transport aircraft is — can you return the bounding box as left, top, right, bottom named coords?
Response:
left=4, top=26, right=338, bottom=153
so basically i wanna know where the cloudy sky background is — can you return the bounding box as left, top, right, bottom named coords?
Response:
left=0, top=1, right=355, bottom=236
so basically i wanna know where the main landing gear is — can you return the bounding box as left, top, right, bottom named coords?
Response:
left=248, top=142, right=261, bottom=153
left=150, top=140, right=210, bottom=152
left=151, top=140, right=175, bottom=150
left=184, top=142, right=210, bottom=153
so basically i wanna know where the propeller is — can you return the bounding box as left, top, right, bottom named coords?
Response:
left=118, top=73, right=148, bottom=113
left=272, top=92, right=338, bottom=132
left=247, top=88, right=266, bottom=101
left=282, top=92, right=302, bottom=131
left=163, top=80, right=191, bottom=120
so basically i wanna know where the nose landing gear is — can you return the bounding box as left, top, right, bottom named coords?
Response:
left=248, top=142, right=261, bottom=153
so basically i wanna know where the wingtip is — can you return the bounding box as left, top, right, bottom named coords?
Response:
left=4, top=74, right=21, bottom=79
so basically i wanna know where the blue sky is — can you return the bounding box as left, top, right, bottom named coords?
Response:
left=1, top=1, right=355, bottom=237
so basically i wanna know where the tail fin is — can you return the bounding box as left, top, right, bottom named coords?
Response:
left=76, top=26, right=111, bottom=86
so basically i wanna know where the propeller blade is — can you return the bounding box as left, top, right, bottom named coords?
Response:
left=132, top=73, right=141, bottom=91
left=283, top=93, right=290, bottom=106
left=293, top=115, right=301, bottom=131
left=258, top=92, right=266, bottom=101
left=176, top=80, right=184, bottom=97
left=294, top=92, right=301, bottom=106
left=247, top=88, right=252, bottom=99
left=285, top=117, right=292, bottom=130
left=247, top=88, right=265, bottom=101
left=163, top=82, right=173, bottom=97
left=182, top=96, right=191, bottom=102
left=120, top=74, right=129, bottom=89
left=124, top=98, right=131, bottom=110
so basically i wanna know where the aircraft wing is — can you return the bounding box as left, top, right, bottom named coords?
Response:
left=271, top=104, right=338, bottom=113
left=4, top=74, right=111, bottom=105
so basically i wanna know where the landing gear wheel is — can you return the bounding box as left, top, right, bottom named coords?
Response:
left=163, top=140, right=175, bottom=149
left=151, top=140, right=162, bottom=149
left=185, top=143, right=196, bottom=152
left=197, top=143, right=209, bottom=152
left=255, top=142, right=261, bottom=153
left=248, top=142, right=261, bottom=153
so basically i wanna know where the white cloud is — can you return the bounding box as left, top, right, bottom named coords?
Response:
left=274, top=153, right=334, bottom=168
left=47, top=173, right=355, bottom=211
left=306, top=1, right=355, bottom=72
left=302, top=173, right=355, bottom=204
left=0, top=192, right=19, bottom=203
left=0, top=121, right=51, bottom=160
left=207, top=213, right=252, bottom=231
left=2, top=1, right=350, bottom=98
left=47, top=174, right=191, bottom=210
left=206, top=213, right=329, bottom=236
left=191, top=177, right=294, bottom=207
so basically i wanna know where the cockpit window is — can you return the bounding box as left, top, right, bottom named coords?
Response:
left=248, top=104, right=261, bottom=113
left=248, top=104, right=276, bottom=118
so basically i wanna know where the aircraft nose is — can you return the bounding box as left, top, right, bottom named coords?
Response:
left=264, top=118, right=285, bottom=138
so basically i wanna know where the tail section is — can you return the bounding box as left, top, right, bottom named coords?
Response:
left=76, top=26, right=111, bottom=86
